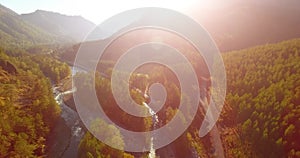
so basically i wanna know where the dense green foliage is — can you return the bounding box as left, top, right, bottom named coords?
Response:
left=81, top=39, right=300, bottom=157
left=75, top=72, right=143, bottom=157
left=0, top=49, right=61, bottom=157
left=0, top=46, right=71, bottom=157
left=78, top=119, right=134, bottom=158
left=31, top=54, right=70, bottom=83
left=75, top=39, right=300, bottom=158
left=2, top=46, right=71, bottom=83
left=223, top=39, right=300, bottom=157
left=75, top=64, right=196, bottom=157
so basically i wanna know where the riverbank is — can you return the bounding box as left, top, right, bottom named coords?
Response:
left=46, top=85, right=85, bottom=158
left=46, top=117, right=71, bottom=158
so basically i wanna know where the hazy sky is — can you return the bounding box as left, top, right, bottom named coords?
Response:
left=0, top=0, right=203, bottom=24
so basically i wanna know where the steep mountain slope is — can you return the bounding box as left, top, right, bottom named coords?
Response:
left=21, top=10, right=95, bottom=42
left=0, top=49, right=62, bottom=157
left=0, top=40, right=71, bottom=156
left=194, top=0, right=300, bottom=52
left=0, top=4, right=56, bottom=48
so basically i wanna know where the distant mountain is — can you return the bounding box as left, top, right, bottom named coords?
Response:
left=0, top=4, right=56, bottom=48
left=61, top=1, right=300, bottom=54
left=194, top=0, right=300, bottom=51
left=2, top=1, right=300, bottom=52
left=21, top=10, right=96, bottom=42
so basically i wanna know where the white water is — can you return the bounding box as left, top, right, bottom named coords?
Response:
left=143, top=102, right=158, bottom=158
left=53, top=86, right=85, bottom=157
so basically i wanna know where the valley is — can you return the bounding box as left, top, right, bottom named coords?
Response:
left=0, top=1, right=299, bottom=158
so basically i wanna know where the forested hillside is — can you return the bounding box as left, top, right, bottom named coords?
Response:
left=221, top=39, right=300, bottom=157
left=75, top=39, right=300, bottom=157
left=0, top=47, right=70, bottom=157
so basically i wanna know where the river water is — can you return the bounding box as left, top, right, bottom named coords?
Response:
left=48, top=66, right=203, bottom=158
left=48, top=66, right=110, bottom=158
left=47, top=86, right=85, bottom=158
left=47, top=67, right=85, bottom=158
left=143, top=102, right=159, bottom=158
left=54, top=88, right=85, bottom=157
left=48, top=66, right=159, bottom=158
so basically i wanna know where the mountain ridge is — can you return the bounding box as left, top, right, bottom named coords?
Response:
left=194, top=0, right=300, bottom=51
left=0, top=3, right=96, bottom=49
left=0, top=4, right=56, bottom=48
left=21, top=10, right=96, bottom=42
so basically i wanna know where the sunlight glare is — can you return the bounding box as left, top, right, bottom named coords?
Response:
left=60, top=0, right=199, bottom=24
